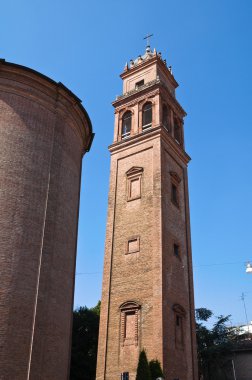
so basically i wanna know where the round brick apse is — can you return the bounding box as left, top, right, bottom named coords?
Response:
left=0, top=60, right=94, bottom=380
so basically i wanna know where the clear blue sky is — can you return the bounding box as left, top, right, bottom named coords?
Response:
left=1, top=0, right=252, bottom=327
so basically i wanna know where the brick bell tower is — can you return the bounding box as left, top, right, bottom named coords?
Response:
left=96, top=44, right=198, bottom=380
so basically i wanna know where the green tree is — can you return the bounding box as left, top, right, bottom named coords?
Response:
left=196, top=308, right=236, bottom=380
left=149, top=359, right=164, bottom=380
left=91, top=300, right=101, bottom=316
left=70, top=301, right=100, bottom=380
left=136, top=349, right=152, bottom=380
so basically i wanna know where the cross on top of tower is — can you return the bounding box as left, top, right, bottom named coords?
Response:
left=123, top=35, right=171, bottom=73
left=143, top=33, right=153, bottom=49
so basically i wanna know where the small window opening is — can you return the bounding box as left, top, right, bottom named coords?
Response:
left=142, top=102, right=152, bottom=130
left=176, top=315, right=180, bottom=326
left=175, top=314, right=183, bottom=346
left=171, top=183, right=178, bottom=206
left=121, top=372, right=129, bottom=380
left=174, top=244, right=180, bottom=257
left=135, top=79, right=144, bottom=89
left=122, top=111, right=132, bottom=138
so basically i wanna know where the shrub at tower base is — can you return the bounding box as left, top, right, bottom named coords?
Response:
left=149, top=359, right=164, bottom=380
left=136, top=349, right=152, bottom=380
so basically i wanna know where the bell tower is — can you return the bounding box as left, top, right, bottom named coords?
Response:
left=96, top=45, right=198, bottom=380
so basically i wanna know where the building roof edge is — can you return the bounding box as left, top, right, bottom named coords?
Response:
left=0, top=59, right=94, bottom=151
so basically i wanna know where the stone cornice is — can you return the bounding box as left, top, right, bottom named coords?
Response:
left=112, top=79, right=160, bottom=107
left=113, top=85, right=160, bottom=112
left=112, top=80, right=186, bottom=118
left=160, top=127, right=191, bottom=164
left=160, top=85, right=187, bottom=118
left=120, top=55, right=178, bottom=89
left=109, top=125, right=191, bottom=165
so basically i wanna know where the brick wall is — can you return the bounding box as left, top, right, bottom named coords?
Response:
left=97, top=129, right=197, bottom=380
left=0, top=61, right=93, bottom=380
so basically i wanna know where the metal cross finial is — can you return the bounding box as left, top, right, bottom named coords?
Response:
left=143, top=33, right=153, bottom=47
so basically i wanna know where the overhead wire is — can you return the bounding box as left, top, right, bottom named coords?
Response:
left=75, top=260, right=251, bottom=275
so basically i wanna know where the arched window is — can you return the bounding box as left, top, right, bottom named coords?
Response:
left=162, top=104, right=170, bottom=131
left=142, top=102, right=152, bottom=130
left=122, top=111, right=132, bottom=138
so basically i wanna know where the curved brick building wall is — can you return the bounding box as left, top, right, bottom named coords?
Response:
left=0, top=60, right=93, bottom=380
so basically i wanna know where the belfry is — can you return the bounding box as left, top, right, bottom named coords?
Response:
left=96, top=45, right=198, bottom=380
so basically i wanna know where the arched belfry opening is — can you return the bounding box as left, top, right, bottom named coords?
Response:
left=162, top=103, right=170, bottom=131
left=174, top=118, right=182, bottom=145
left=122, top=110, right=132, bottom=138
left=142, top=101, right=152, bottom=129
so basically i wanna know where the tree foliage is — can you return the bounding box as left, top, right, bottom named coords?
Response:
left=196, top=307, right=236, bottom=380
left=149, top=359, right=164, bottom=380
left=136, top=349, right=152, bottom=380
left=70, top=301, right=100, bottom=380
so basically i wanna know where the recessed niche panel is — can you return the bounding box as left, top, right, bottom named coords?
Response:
left=127, top=237, right=140, bottom=254
left=130, top=178, right=140, bottom=199
left=173, top=304, right=186, bottom=349
left=126, top=167, right=143, bottom=201
left=120, top=301, right=141, bottom=347
left=125, top=312, right=135, bottom=339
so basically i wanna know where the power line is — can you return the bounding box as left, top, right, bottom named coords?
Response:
left=76, top=272, right=102, bottom=276
left=194, top=260, right=249, bottom=268
left=75, top=260, right=252, bottom=275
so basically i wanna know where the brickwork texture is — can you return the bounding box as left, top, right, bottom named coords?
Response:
left=96, top=49, right=198, bottom=380
left=0, top=61, right=93, bottom=380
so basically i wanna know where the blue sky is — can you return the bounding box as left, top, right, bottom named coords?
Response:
left=1, top=0, right=252, bottom=327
